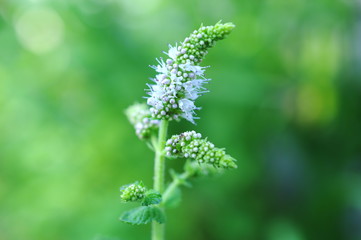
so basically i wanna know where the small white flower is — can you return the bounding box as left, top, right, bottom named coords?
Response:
left=156, top=74, right=167, bottom=82
left=182, top=112, right=194, bottom=123
left=151, top=84, right=162, bottom=93
left=147, top=97, right=163, bottom=110
left=185, top=89, right=199, bottom=100
left=155, top=58, right=168, bottom=74
left=169, top=72, right=178, bottom=81
left=179, top=98, right=196, bottom=112
left=179, top=64, right=205, bottom=77
left=135, top=122, right=143, bottom=130
left=167, top=44, right=179, bottom=60
left=191, top=79, right=207, bottom=88
left=179, top=63, right=192, bottom=71
left=192, top=66, right=205, bottom=76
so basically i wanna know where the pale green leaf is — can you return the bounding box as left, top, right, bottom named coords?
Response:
left=119, top=206, right=165, bottom=225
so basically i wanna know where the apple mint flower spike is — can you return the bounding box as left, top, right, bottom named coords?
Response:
left=165, top=131, right=237, bottom=169
left=146, top=22, right=235, bottom=124
left=126, top=103, right=160, bottom=139
left=120, top=181, right=147, bottom=202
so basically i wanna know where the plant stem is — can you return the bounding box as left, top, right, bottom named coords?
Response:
left=162, top=172, right=190, bottom=205
left=152, top=119, right=168, bottom=240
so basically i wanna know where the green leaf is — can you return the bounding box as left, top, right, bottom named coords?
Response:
left=142, top=190, right=162, bottom=206
left=163, top=187, right=182, bottom=208
left=119, top=206, right=165, bottom=225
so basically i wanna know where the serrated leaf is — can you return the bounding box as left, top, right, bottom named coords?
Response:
left=142, top=190, right=162, bottom=206
left=119, top=206, right=165, bottom=225
left=163, top=187, right=182, bottom=208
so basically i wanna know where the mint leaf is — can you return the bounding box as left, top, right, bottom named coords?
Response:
left=119, top=206, right=165, bottom=225
left=142, top=190, right=162, bottom=206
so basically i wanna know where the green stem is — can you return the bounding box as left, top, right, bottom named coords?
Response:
left=152, top=119, right=168, bottom=240
left=162, top=172, right=190, bottom=205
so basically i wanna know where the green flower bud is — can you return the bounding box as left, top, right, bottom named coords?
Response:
left=177, top=21, right=235, bottom=65
left=165, top=131, right=237, bottom=169
left=125, top=103, right=160, bottom=139
left=120, top=182, right=147, bottom=202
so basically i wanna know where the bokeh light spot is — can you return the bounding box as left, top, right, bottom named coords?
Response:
left=118, top=0, right=161, bottom=16
left=15, top=7, right=64, bottom=54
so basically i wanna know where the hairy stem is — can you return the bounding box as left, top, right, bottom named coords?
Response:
left=152, top=120, right=168, bottom=240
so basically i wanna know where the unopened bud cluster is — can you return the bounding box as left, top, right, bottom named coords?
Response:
left=147, top=22, right=235, bottom=123
left=165, top=131, right=237, bottom=169
left=126, top=103, right=160, bottom=139
left=184, top=160, right=221, bottom=178
left=120, top=182, right=147, bottom=202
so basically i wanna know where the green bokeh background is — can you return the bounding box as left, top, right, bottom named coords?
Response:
left=1, top=0, right=360, bottom=239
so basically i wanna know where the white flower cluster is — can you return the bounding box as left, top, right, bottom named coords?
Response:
left=120, top=182, right=147, bottom=202
left=165, top=131, right=237, bottom=169
left=146, top=22, right=235, bottom=123
left=126, top=103, right=160, bottom=139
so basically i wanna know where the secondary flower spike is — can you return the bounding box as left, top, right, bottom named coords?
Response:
left=165, top=131, right=237, bottom=169
left=146, top=22, right=235, bottom=124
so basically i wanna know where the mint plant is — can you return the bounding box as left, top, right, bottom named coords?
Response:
left=120, top=22, right=236, bottom=240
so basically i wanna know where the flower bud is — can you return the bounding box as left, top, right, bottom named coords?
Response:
left=120, top=182, right=147, bottom=202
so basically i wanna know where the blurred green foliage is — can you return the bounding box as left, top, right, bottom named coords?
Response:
left=0, top=0, right=360, bottom=239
